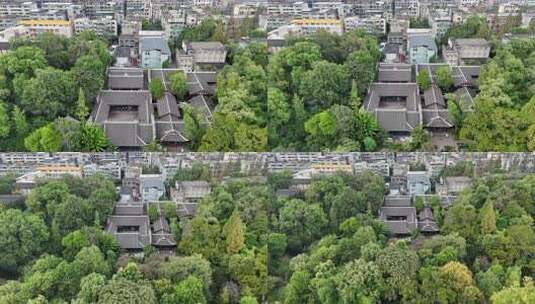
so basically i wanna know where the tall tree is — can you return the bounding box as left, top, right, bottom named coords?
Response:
left=73, top=122, right=112, bottom=152
left=435, top=66, right=454, bottom=92
left=223, top=210, right=246, bottom=254
left=0, top=101, right=10, bottom=139
left=416, top=69, right=431, bottom=91
left=149, top=79, right=165, bottom=101
left=169, top=72, right=188, bottom=100
left=75, top=88, right=89, bottom=121
left=480, top=200, right=497, bottom=234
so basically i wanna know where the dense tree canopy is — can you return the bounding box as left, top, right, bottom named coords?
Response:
left=0, top=166, right=534, bottom=303
left=0, top=31, right=111, bottom=152
left=267, top=30, right=382, bottom=151
left=266, top=170, right=535, bottom=303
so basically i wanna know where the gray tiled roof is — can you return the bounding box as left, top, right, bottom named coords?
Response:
left=93, top=90, right=154, bottom=147
left=455, top=87, right=476, bottom=110
left=153, top=215, right=171, bottom=233
left=108, top=68, right=144, bottom=90
left=365, top=83, right=420, bottom=111
left=375, top=110, right=419, bottom=132
left=156, top=121, right=189, bottom=143
left=106, top=215, right=151, bottom=249
left=384, top=195, right=412, bottom=207
left=156, top=93, right=180, bottom=119
left=140, top=174, right=164, bottom=191
left=407, top=171, right=430, bottom=183
left=379, top=206, right=418, bottom=235
left=409, top=35, right=437, bottom=52
left=422, top=109, right=453, bottom=128
left=418, top=205, right=439, bottom=232
left=187, top=41, right=226, bottom=52
left=94, top=91, right=153, bottom=123
left=457, top=66, right=480, bottom=87
left=378, top=63, right=412, bottom=83
left=422, top=85, right=446, bottom=108
left=380, top=206, right=418, bottom=218
left=140, top=37, right=171, bottom=55
left=453, top=38, right=489, bottom=47
left=186, top=95, right=214, bottom=121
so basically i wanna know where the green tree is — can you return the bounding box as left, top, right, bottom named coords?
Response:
left=376, top=242, right=420, bottom=301
left=21, top=68, right=77, bottom=119
left=143, top=140, right=165, bottom=152
left=438, top=261, right=483, bottom=303
left=75, top=88, right=89, bottom=121
left=416, top=69, right=431, bottom=91
left=0, top=209, right=49, bottom=275
left=278, top=199, right=328, bottom=251
left=168, top=275, right=206, bottom=304
left=436, top=66, right=454, bottom=92
left=491, top=279, right=535, bottom=304
left=460, top=96, right=529, bottom=151
left=149, top=79, right=165, bottom=101
left=158, top=254, right=212, bottom=290
left=12, top=105, right=28, bottom=138
left=98, top=278, right=157, bottom=304
left=240, top=296, right=259, bottom=304
left=24, top=124, right=63, bottom=152
left=233, top=124, right=268, bottom=151
left=0, top=102, right=10, bottom=139
left=72, top=55, right=106, bottom=104
left=345, top=49, right=378, bottom=96
left=480, top=200, right=497, bottom=234
left=304, top=111, right=337, bottom=150
left=228, top=249, right=268, bottom=298
left=76, top=272, right=106, bottom=304
left=183, top=106, right=206, bottom=150
left=335, top=258, right=383, bottom=303
left=285, top=271, right=313, bottom=304
left=297, top=61, right=352, bottom=112
left=73, top=122, right=112, bottom=152
left=0, top=46, right=47, bottom=76
left=62, top=230, right=90, bottom=260
left=223, top=210, right=246, bottom=254
left=476, top=264, right=505, bottom=299
left=409, top=126, right=431, bottom=151
left=169, top=72, right=188, bottom=100
left=179, top=215, right=222, bottom=261
left=0, top=174, right=16, bottom=194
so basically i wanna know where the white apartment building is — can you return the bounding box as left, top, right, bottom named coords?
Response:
left=193, top=0, right=215, bottom=7
left=267, top=1, right=308, bottom=17
left=161, top=9, right=187, bottom=40
left=344, top=15, right=386, bottom=34
left=74, top=16, right=117, bottom=36
left=430, top=9, right=452, bottom=39
left=393, top=0, right=419, bottom=18
left=457, top=0, right=481, bottom=8
left=0, top=2, right=38, bottom=17
left=232, top=4, right=258, bottom=18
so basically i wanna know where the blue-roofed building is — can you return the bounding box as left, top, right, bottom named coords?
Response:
left=408, top=31, right=437, bottom=64
left=140, top=37, right=172, bottom=69
left=407, top=171, right=431, bottom=195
